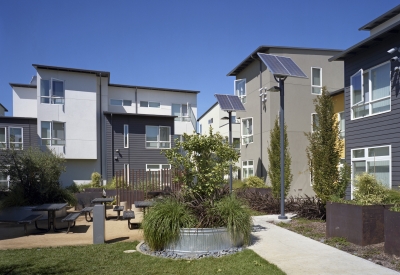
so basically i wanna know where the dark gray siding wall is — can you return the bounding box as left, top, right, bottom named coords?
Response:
left=344, top=34, right=400, bottom=194
left=0, top=118, right=38, bottom=149
left=104, top=114, right=175, bottom=180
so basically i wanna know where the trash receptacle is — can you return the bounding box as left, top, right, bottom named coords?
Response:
left=93, top=204, right=105, bottom=244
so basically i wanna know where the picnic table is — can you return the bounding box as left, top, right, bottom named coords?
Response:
left=32, top=203, right=68, bottom=232
left=134, top=201, right=154, bottom=215
left=91, top=197, right=114, bottom=219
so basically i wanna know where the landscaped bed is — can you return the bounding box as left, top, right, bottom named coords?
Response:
left=0, top=241, right=285, bottom=275
left=275, top=218, right=400, bottom=272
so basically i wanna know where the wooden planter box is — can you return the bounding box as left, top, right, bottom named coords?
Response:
left=326, top=202, right=387, bottom=246
left=384, top=209, right=400, bottom=256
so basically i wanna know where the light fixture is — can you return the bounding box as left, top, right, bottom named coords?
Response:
left=391, top=56, right=399, bottom=62
left=395, top=67, right=400, bottom=72
left=387, top=47, right=398, bottom=54
left=115, top=149, right=119, bottom=152
left=114, top=157, right=118, bottom=160
left=268, top=86, right=280, bottom=92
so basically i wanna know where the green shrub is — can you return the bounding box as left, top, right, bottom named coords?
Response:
left=232, top=179, right=245, bottom=189
left=385, top=189, right=400, bottom=204
left=91, top=172, right=102, bottom=187
left=243, top=176, right=265, bottom=188
left=142, top=197, right=196, bottom=250
left=65, top=183, right=80, bottom=193
left=353, top=173, right=388, bottom=205
left=77, top=182, right=93, bottom=192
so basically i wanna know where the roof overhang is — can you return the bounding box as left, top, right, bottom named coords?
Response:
left=359, top=5, right=400, bottom=31
left=103, top=111, right=177, bottom=118
left=33, top=64, right=110, bottom=77
left=109, top=83, right=200, bottom=94
left=9, top=83, right=37, bottom=88
left=329, top=88, right=344, bottom=96
left=0, top=103, right=8, bottom=112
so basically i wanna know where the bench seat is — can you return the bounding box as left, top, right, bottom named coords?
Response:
left=80, top=207, right=94, bottom=222
left=17, top=214, right=43, bottom=235
left=123, top=211, right=139, bottom=229
left=61, top=212, right=81, bottom=233
left=113, top=206, right=124, bottom=220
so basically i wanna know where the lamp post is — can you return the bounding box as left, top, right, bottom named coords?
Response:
left=221, top=113, right=233, bottom=193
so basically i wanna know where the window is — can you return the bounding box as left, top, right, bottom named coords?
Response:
left=140, top=101, right=160, bottom=108
left=235, top=79, right=246, bottom=103
left=233, top=138, right=240, bottom=152
left=351, top=62, right=391, bottom=119
left=208, top=118, right=213, bottom=124
left=40, top=78, right=65, bottom=104
left=338, top=112, right=345, bottom=139
left=172, top=104, right=190, bottom=121
left=242, top=160, right=254, bottom=179
left=241, top=118, right=253, bottom=145
left=123, top=164, right=130, bottom=185
left=0, top=172, right=9, bottom=190
left=0, top=127, right=6, bottom=149
left=146, top=164, right=171, bottom=183
left=110, top=99, right=132, bottom=106
left=9, top=127, right=23, bottom=149
left=311, top=68, right=322, bottom=95
left=231, top=116, right=237, bottom=123
left=199, top=124, right=202, bottom=134
left=311, top=113, right=319, bottom=132
left=124, top=124, right=129, bottom=148
left=41, top=122, right=65, bottom=146
left=351, top=145, right=391, bottom=190
left=145, top=126, right=171, bottom=149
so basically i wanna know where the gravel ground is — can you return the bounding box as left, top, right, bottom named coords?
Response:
left=275, top=218, right=400, bottom=272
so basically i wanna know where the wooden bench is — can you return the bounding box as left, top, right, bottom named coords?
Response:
left=113, top=206, right=124, bottom=220
left=123, top=211, right=139, bottom=229
left=61, top=212, right=81, bottom=233
left=17, top=214, right=43, bottom=235
left=80, top=207, right=94, bottom=222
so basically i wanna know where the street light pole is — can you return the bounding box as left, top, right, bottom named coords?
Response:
left=228, top=111, right=233, bottom=193
left=278, top=77, right=287, bottom=220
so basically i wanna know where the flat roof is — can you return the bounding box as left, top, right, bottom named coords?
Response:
left=227, top=45, right=343, bottom=76
left=0, top=116, right=36, bottom=120
left=109, top=83, right=200, bottom=94
left=197, top=102, right=218, bottom=121
left=329, top=20, right=400, bottom=61
left=0, top=103, right=8, bottom=112
left=9, top=83, right=37, bottom=88
left=33, top=64, right=110, bottom=77
left=103, top=111, right=177, bottom=118
left=359, top=5, right=400, bottom=31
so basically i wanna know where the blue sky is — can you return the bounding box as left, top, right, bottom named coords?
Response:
left=0, top=0, right=397, bottom=117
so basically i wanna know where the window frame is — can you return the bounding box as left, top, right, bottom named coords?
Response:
left=241, top=117, right=253, bottom=145
left=350, top=145, right=392, bottom=197
left=110, top=99, right=132, bottom=106
left=140, top=101, right=160, bottom=108
left=311, top=113, right=319, bottom=133
left=350, top=61, right=391, bottom=120
left=9, top=127, right=23, bottom=150
left=242, top=160, right=254, bottom=179
left=146, top=164, right=171, bottom=183
left=145, top=125, right=171, bottom=149
left=172, top=103, right=190, bottom=121
left=41, top=121, right=65, bottom=146
left=338, top=112, right=345, bottom=139
left=0, top=127, right=6, bottom=149
left=123, top=163, right=130, bottom=185
left=124, top=124, right=129, bottom=148
left=0, top=171, right=9, bottom=190
left=234, top=79, right=247, bottom=104
left=40, top=78, right=65, bottom=105
left=311, top=67, right=322, bottom=95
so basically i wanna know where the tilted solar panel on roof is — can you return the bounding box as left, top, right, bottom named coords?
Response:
left=214, top=94, right=245, bottom=111
left=257, top=53, right=308, bottom=79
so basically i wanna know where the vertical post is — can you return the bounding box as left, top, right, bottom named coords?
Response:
left=278, top=78, right=287, bottom=219
left=229, top=111, right=233, bottom=193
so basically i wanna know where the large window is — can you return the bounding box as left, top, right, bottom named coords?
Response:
left=241, top=118, right=253, bottom=145
left=124, top=125, right=129, bottom=148
left=140, top=101, right=160, bottom=108
left=145, top=126, right=171, bottom=149
left=311, top=113, right=319, bottom=132
left=110, top=99, right=132, bottom=106
left=311, top=68, right=322, bottom=95
left=242, top=160, right=254, bottom=179
left=123, top=163, right=130, bottom=185
left=0, top=172, right=9, bottom=190
left=235, top=79, right=246, bottom=103
left=41, top=121, right=65, bottom=146
left=233, top=138, right=240, bottom=152
left=146, top=164, right=171, bottom=183
left=172, top=104, right=189, bottom=121
left=9, top=127, right=23, bottom=149
left=41, top=78, right=65, bottom=104
left=351, top=145, right=391, bottom=190
left=351, top=62, right=391, bottom=119
left=339, top=112, right=345, bottom=139
left=0, top=127, right=6, bottom=149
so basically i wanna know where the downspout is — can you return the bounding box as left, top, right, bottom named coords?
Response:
left=99, top=73, right=103, bottom=180
left=111, top=113, right=114, bottom=177
left=135, top=87, right=138, bottom=114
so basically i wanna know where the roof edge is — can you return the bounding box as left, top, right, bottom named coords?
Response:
left=197, top=102, right=219, bottom=121
left=9, top=83, right=37, bottom=88
left=359, top=5, right=400, bottom=31
left=0, top=103, right=8, bottom=112
left=103, top=111, right=177, bottom=118
left=109, top=83, right=200, bottom=94
left=33, top=64, right=110, bottom=77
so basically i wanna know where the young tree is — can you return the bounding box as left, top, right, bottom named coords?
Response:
left=267, top=116, right=292, bottom=198
left=0, top=147, right=75, bottom=208
left=305, top=87, right=350, bottom=203
left=163, top=127, right=239, bottom=203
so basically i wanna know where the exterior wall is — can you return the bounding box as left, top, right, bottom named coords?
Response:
left=332, top=92, right=345, bottom=158
left=36, top=69, right=99, bottom=160
left=104, top=114, right=175, bottom=181
left=61, top=159, right=99, bottom=186
left=13, top=87, right=37, bottom=118
left=107, top=86, right=137, bottom=114
left=0, top=105, right=6, bottom=116
left=235, top=48, right=344, bottom=196
left=0, top=117, right=38, bottom=149
left=343, top=35, right=400, bottom=193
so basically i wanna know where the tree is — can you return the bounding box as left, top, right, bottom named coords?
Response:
left=162, top=127, right=239, bottom=203
left=0, top=147, right=75, bottom=208
left=305, top=87, right=350, bottom=203
left=267, top=116, right=292, bottom=198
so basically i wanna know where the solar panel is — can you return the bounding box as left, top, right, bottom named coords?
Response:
left=257, top=53, right=308, bottom=79
left=214, top=94, right=246, bottom=112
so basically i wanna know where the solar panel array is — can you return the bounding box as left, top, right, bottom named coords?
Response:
left=214, top=94, right=246, bottom=112
left=257, top=53, right=308, bottom=79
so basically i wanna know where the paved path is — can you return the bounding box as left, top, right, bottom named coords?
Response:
left=249, top=215, right=400, bottom=275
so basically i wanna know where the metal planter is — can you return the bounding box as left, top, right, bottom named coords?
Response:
left=326, top=202, right=387, bottom=246
left=384, top=209, right=400, bottom=257
left=164, top=228, right=243, bottom=253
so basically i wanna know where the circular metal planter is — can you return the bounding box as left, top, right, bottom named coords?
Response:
left=164, top=228, right=244, bottom=253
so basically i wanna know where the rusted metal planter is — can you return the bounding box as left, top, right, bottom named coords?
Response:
left=326, top=202, right=388, bottom=246
left=164, top=228, right=243, bottom=253
left=384, top=209, right=400, bottom=256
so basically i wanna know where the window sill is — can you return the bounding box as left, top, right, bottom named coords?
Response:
left=351, top=109, right=391, bottom=121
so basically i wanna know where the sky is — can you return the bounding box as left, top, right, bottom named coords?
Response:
left=0, top=0, right=398, bottom=117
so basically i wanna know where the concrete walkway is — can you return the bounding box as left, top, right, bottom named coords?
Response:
left=249, top=215, right=400, bottom=275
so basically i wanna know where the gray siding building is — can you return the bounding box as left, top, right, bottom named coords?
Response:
left=330, top=5, right=400, bottom=195
left=228, top=46, right=344, bottom=196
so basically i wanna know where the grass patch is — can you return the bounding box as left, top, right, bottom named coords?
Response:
left=325, top=237, right=349, bottom=247
left=0, top=241, right=285, bottom=275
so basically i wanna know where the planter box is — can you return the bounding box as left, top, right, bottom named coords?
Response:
left=164, top=228, right=243, bottom=253
left=326, top=202, right=387, bottom=246
left=384, top=209, right=400, bottom=256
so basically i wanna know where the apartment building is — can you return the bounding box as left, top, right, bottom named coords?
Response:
left=227, top=46, right=344, bottom=196
left=0, top=104, right=7, bottom=116
left=1, top=64, right=198, bottom=187
left=330, top=4, right=400, bottom=196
